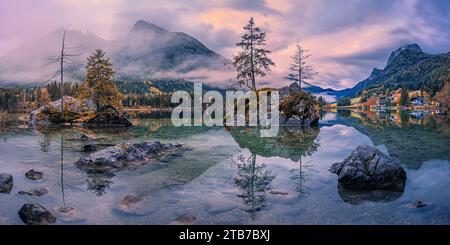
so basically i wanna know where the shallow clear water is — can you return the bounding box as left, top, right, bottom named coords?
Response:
left=0, top=110, right=449, bottom=224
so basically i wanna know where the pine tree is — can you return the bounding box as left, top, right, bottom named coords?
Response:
left=232, top=17, right=275, bottom=91
left=82, top=49, right=122, bottom=111
left=400, top=82, right=409, bottom=106
left=286, top=44, right=317, bottom=90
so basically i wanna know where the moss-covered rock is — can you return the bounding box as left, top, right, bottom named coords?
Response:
left=29, top=96, right=96, bottom=125
left=84, top=106, right=132, bottom=127
left=279, top=90, right=320, bottom=126
left=28, top=96, right=131, bottom=127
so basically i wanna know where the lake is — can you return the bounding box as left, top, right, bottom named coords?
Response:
left=0, top=109, right=449, bottom=224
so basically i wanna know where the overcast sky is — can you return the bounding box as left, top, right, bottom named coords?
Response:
left=1, top=0, right=450, bottom=89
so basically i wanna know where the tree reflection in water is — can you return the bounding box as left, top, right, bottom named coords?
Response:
left=86, top=171, right=115, bottom=196
left=290, top=158, right=314, bottom=194
left=233, top=154, right=275, bottom=217
left=229, top=126, right=320, bottom=198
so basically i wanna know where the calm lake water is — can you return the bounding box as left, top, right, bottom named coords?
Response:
left=0, top=109, right=449, bottom=224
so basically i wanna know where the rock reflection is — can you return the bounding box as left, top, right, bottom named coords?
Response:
left=229, top=126, right=320, bottom=162
left=337, top=184, right=403, bottom=205
left=233, top=154, right=275, bottom=216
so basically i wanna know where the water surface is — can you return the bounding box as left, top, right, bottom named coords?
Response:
left=0, top=110, right=449, bottom=224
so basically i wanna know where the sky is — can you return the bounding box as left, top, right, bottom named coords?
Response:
left=1, top=0, right=450, bottom=89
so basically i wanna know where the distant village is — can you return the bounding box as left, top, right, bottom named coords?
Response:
left=330, top=85, right=448, bottom=115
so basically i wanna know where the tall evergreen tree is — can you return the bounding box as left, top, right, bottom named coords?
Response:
left=81, top=49, right=122, bottom=111
left=286, top=44, right=317, bottom=90
left=400, top=82, right=409, bottom=106
left=232, top=17, right=275, bottom=91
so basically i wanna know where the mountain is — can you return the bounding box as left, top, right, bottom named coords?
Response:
left=0, top=20, right=228, bottom=84
left=300, top=81, right=341, bottom=102
left=111, top=20, right=227, bottom=79
left=308, top=43, right=450, bottom=99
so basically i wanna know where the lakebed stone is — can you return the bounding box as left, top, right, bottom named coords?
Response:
left=171, top=214, right=196, bottom=225
left=75, top=141, right=183, bottom=171
left=0, top=173, right=13, bottom=194
left=18, top=187, right=50, bottom=197
left=18, top=202, right=56, bottom=225
left=410, top=200, right=427, bottom=208
left=115, top=195, right=159, bottom=216
left=330, top=144, right=407, bottom=191
left=25, top=169, right=44, bottom=180
left=54, top=206, right=86, bottom=223
left=269, top=190, right=289, bottom=195
left=119, top=195, right=144, bottom=213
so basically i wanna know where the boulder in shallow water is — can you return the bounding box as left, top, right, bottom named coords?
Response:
left=75, top=141, right=183, bottom=171
left=81, top=134, right=94, bottom=141
left=0, top=173, right=13, bottom=194
left=18, top=187, right=49, bottom=197
left=278, top=85, right=320, bottom=126
left=82, top=143, right=98, bottom=152
left=25, top=169, right=43, bottom=180
left=18, top=202, right=56, bottom=225
left=54, top=206, right=86, bottom=224
left=410, top=200, right=427, bottom=208
left=330, top=144, right=407, bottom=191
left=171, top=214, right=196, bottom=225
left=84, top=106, right=132, bottom=127
left=28, top=96, right=96, bottom=125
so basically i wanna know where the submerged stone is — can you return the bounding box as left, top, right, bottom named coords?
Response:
left=0, top=173, right=13, bottom=194
left=18, top=187, right=49, bottom=197
left=172, top=214, right=196, bottom=225
left=25, top=169, right=44, bottom=180
left=116, top=195, right=157, bottom=216
left=269, top=190, right=289, bottom=195
left=18, top=202, right=56, bottom=225
left=410, top=200, right=427, bottom=208
left=119, top=195, right=144, bottom=211
left=54, top=206, right=86, bottom=224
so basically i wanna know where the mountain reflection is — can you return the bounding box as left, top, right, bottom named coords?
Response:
left=331, top=109, right=450, bottom=169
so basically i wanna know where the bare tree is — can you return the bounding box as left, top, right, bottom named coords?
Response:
left=43, top=27, right=83, bottom=114
left=232, top=17, right=275, bottom=91
left=286, top=44, right=317, bottom=90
